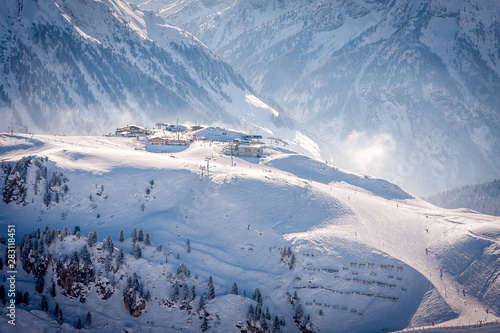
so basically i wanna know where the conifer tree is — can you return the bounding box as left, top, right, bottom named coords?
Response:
left=133, top=244, right=142, bottom=259
left=182, top=284, right=189, bottom=300
left=87, top=232, right=94, bottom=247
left=119, top=229, right=124, bottom=242
left=247, top=304, right=254, bottom=320
left=138, top=229, right=144, bottom=242
left=36, top=275, right=45, bottom=294
left=57, top=310, right=63, bottom=325
left=86, top=312, right=92, bottom=326
left=131, top=228, right=137, bottom=242
left=231, top=283, right=238, bottom=295
left=197, top=295, right=205, bottom=312
left=76, top=317, right=82, bottom=329
left=201, top=315, right=209, bottom=331
left=190, top=285, right=196, bottom=301
left=145, top=232, right=151, bottom=245
left=208, top=277, right=215, bottom=299
left=41, top=296, right=48, bottom=311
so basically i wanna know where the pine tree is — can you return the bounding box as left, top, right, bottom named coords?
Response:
left=138, top=229, right=144, bottom=242
left=87, top=232, right=94, bottom=247
left=157, top=243, right=162, bottom=252
left=104, top=235, right=114, bottom=255
left=171, top=282, right=179, bottom=299
left=242, top=290, right=246, bottom=299
left=182, top=284, right=189, bottom=300
left=247, top=304, right=254, bottom=320
left=116, top=247, right=125, bottom=268
left=133, top=244, right=142, bottom=259
left=254, top=288, right=262, bottom=304
left=119, top=229, right=124, bottom=242
left=289, top=253, right=296, bottom=269
left=260, top=313, right=269, bottom=331
left=293, top=304, right=303, bottom=322
left=86, top=311, right=92, bottom=327
left=131, top=228, right=137, bottom=242
left=57, top=310, right=63, bottom=325
left=41, top=296, right=48, bottom=311
left=76, top=317, right=82, bottom=329
left=82, top=246, right=92, bottom=269
left=54, top=303, right=60, bottom=316
left=197, top=295, right=205, bottom=312
left=145, top=232, right=151, bottom=245
left=36, top=275, right=45, bottom=294
left=231, top=283, right=238, bottom=295
left=208, top=277, right=215, bottom=299
left=273, top=316, right=280, bottom=332
left=190, top=285, right=196, bottom=301
left=255, top=303, right=262, bottom=321
left=201, top=314, right=209, bottom=331
left=51, top=281, right=56, bottom=297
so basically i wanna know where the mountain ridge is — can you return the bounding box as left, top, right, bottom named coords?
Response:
left=0, top=0, right=308, bottom=156
left=134, top=0, right=500, bottom=196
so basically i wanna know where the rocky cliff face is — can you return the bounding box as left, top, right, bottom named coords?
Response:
left=135, top=0, right=500, bottom=196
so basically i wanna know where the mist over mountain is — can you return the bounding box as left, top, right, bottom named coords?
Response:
left=133, top=0, right=500, bottom=196
left=0, top=0, right=305, bottom=152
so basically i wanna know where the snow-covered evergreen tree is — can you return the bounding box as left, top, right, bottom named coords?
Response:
left=133, top=243, right=142, bottom=259
left=231, top=282, right=238, bottom=295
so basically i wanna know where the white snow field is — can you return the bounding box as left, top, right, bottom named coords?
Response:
left=0, top=132, right=499, bottom=332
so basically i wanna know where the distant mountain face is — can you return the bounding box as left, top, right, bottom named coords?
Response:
left=133, top=0, right=500, bottom=196
left=0, top=0, right=303, bottom=151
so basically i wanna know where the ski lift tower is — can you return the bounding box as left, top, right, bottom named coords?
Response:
left=205, top=156, right=212, bottom=177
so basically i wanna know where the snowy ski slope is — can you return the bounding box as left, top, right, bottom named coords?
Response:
left=0, top=132, right=499, bottom=332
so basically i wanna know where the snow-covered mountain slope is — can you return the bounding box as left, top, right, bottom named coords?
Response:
left=0, top=0, right=311, bottom=155
left=1, top=133, right=499, bottom=332
left=133, top=0, right=500, bottom=197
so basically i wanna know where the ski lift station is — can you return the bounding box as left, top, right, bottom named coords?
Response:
left=224, top=140, right=263, bottom=157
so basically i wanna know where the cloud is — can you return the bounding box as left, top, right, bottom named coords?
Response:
left=335, top=131, right=396, bottom=176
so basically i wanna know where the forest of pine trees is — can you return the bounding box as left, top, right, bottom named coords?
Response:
left=425, top=179, right=500, bottom=216
left=0, top=223, right=291, bottom=332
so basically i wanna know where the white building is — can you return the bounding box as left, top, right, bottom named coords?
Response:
left=224, top=142, right=263, bottom=157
